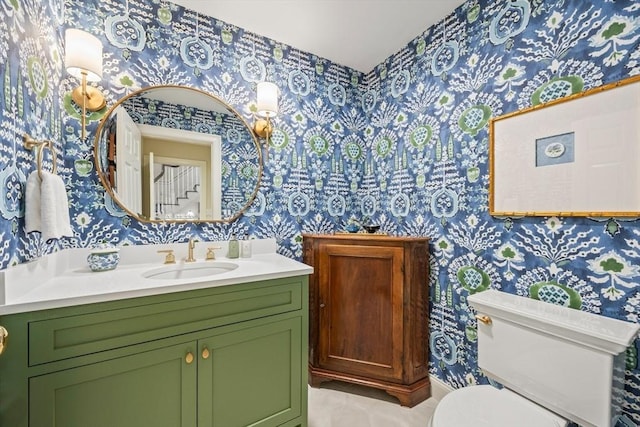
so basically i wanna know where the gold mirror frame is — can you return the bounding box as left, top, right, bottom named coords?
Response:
left=489, top=74, right=640, bottom=217
left=94, top=85, right=263, bottom=223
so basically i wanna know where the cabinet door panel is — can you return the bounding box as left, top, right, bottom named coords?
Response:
left=318, top=244, right=404, bottom=380
left=29, top=342, right=197, bottom=427
left=198, top=318, right=302, bottom=427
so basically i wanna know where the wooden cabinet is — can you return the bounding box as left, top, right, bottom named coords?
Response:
left=0, top=276, right=308, bottom=427
left=303, top=234, right=430, bottom=407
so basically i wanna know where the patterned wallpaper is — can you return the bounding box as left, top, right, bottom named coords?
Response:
left=1, top=0, right=640, bottom=423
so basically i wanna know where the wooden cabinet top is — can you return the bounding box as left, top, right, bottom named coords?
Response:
left=302, top=233, right=429, bottom=243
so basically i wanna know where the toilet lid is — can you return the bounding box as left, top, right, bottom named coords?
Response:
left=431, top=385, right=567, bottom=427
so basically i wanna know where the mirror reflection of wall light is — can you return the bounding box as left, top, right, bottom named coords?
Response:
left=65, top=29, right=105, bottom=141
left=253, top=82, right=278, bottom=141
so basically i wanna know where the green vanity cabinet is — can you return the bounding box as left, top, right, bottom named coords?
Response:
left=0, top=276, right=309, bottom=427
left=199, top=316, right=303, bottom=427
left=30, top=340, right=199, bottom=427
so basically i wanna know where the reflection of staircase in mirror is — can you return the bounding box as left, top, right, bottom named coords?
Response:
left=154, top=164, right=201, bottom=220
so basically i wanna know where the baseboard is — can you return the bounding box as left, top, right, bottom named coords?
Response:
left=430, top=375, right=454, bottom=401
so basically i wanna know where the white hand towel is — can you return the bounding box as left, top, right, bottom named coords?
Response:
left=39, top=171, right=73, bottom=242
left=25, top=170, right=42, bottom=233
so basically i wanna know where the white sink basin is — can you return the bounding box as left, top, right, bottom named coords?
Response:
left=143, top=262, right=239, bottom=280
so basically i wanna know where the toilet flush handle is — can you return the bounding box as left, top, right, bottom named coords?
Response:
left=475, top=314, right=492, bottom=325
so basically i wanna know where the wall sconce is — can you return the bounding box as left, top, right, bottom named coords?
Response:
left=65, top=28, right=105, bottom=141
left=253, top=82, right=278, bottom=141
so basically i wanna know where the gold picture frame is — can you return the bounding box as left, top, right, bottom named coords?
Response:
left=489, top=74, right=640, bottom=217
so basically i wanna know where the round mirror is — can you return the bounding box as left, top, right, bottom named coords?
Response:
left=94, top=85, right=262, bottom=223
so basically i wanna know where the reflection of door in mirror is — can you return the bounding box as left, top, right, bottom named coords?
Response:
left=140, top=125, right=222, bottom=220
left=115, top=107, right=143, bottom=215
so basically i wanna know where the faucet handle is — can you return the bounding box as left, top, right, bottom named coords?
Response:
left=206, top=246, right=222, bottom=261
left=157, top=249, right=176, bottom=264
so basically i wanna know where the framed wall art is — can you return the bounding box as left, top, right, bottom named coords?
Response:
left=489, top=74, right=640, bottom=217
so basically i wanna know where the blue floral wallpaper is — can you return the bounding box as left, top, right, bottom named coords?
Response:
left=2, top=0, right=640, bottom=423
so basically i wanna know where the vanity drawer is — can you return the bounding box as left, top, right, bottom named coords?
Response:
left=28, top=279, right=303, bottom=366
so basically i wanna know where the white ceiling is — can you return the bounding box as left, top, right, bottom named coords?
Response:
left=171, top=0, right=466, bottom=73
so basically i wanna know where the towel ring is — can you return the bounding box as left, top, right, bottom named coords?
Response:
left=23, top=134, right=57, bottom=181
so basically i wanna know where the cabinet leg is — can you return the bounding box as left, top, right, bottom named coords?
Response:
left=385, top=386, right=430, bottom=408
left=309, top=372, right=333, bottom=388
left=308, top=367, right=431, bottom=407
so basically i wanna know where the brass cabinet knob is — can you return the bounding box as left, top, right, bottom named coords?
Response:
left=475, top=314, right=492, bottom=325
left=202, top=347, right=210, bottom=359
left=0, top=326, right=7, bottom=355
left=185, top=352, right=194, bottom=364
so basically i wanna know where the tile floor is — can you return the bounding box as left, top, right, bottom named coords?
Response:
left=308, top=382, right=439, bottom=427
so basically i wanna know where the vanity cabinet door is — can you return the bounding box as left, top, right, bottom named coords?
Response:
left=197, top=317, right=303, bottom=427
left=29, top=342, right=197, bottom=427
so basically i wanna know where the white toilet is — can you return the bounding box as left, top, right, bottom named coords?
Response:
left=429, top=290, right=640, bottom=427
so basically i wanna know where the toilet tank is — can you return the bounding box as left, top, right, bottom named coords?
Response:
left=468, top=290, right=639, bottom=427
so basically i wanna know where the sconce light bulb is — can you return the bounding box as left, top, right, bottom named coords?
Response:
left=256, top=82, right=278, bottom=118
left=65, top=29, right=103, bottom=81
left=65, top=28, right=105, bottom=140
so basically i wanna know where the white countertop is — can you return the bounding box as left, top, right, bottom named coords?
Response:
left=0, top=238, right=313, bottom=315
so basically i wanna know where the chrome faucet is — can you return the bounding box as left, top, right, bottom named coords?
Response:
left=186, top=237, right=198, bottom=262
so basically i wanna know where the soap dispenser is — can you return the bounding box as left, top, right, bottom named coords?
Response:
left=227, top=234, right=239, bottom=259
left=240, top=233, right=252, bottom=258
